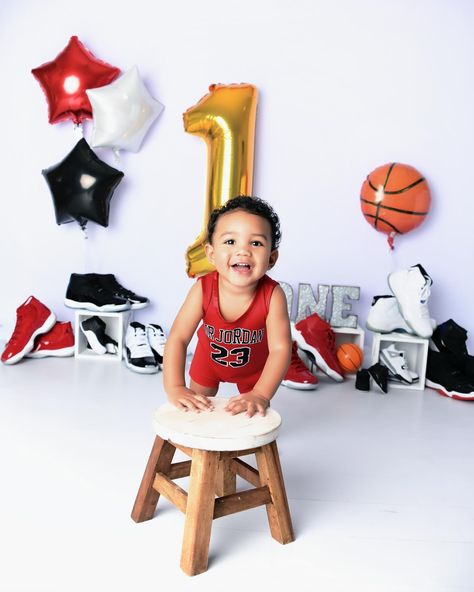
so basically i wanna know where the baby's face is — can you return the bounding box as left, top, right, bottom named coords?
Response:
left=205, top=209, right=278, bottom=287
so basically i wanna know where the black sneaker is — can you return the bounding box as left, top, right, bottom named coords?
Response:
left=124, top=322, right=158, bottom=374
left=81, top=316, right=109, bottom=354
left=425, top=350, right=474, bottom=401
left=367, top=363, right=389, bottom=394
left=355, top=368, right=370, bottom=391
left=431, top=319, right=468, bottom=355
left=431, top=319, right=474, bottom=379
left=93, top=274, right=149, bottom=310
left=65, top=273, right=130, bottom=312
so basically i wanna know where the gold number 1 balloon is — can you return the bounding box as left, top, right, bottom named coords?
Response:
left=183, top=83, right=258, bottom=277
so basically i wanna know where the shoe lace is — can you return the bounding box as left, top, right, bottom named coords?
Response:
left=128, top=328, right=153, bottom=357
left=154, top=331, right=167, bottom=346
left=109, top=279, right=136, bottom=298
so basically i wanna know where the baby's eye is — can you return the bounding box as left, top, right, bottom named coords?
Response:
left=224, top=239, right=235, bottom=245
left=251, top=240, right=264, bottom=247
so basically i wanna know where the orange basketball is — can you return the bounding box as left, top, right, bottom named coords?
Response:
left=360, top=163, right=431, bottom=237
left=336, top=343, right=364, bottom=374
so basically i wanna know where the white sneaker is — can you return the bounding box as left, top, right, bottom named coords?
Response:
left=366, top=295, right=414, bottom=334
left=387, top=264, right=433, bottom=338
left=124, top=322, right=158, bottom=374
left=379, top=344, right=414, bottom=384
left=147, top=324, right=167, bottom=369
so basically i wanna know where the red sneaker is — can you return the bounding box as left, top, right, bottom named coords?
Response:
left=26, top=321, right=75, bottom=358
left=1, top=296, right=56, bottom=365
left=282, top=341, right=318, bottom=390
left=293, top=314, right=344, bottom=382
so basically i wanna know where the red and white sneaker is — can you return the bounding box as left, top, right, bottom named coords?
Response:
left=282, top=341, right=318, bottom=390
left=292, top=314, right=344, bottom=382
left=26, top=321, right=75, bottom=358
left=1, top=296, right=56, bottom=365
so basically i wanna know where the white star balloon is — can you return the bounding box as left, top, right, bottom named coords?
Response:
left=86, top=65, right=164, bottom=154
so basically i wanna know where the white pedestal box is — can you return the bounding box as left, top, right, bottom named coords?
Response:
left=371, top=332, right=429, bottom=391
left=74, top=310, right=131, bottom=361
left=332, top=325, right=365, bottom=350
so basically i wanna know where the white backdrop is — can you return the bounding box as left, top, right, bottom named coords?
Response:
left=1, top=0, right=473, bottom=347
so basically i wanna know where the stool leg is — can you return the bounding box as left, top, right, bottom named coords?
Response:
left=131, top=436, right=176, bottom=523
left=256, top=441, right=294, bottom=544
left=180, top=449, right=219, bottom=576
left=215, top=458, right=237, bottom=496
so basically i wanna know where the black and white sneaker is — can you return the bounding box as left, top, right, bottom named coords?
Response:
left=94, top=274, right=149, bottom=310
left=124, top=322, right=158, bottom=374
left=431, top=319, right=468, bottom=355
left=425, top=350, right=474, bottom=401
left=86, top=335, right=118, bottom=354
left=65, top=273, right=130, bottom=312
left=387, top=264, right=433, bottom=338
left=81, top=316, right=109, bottom=354
left=367, top=363, right=389, bottom=394
left=147, top=324, right=167, bottom=369
left=379, top=344, right=414, bottom=384
left=431, top=319, right=474, bottom=379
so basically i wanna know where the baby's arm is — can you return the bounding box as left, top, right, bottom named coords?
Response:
left=225, top=285, right=292, bottom=417
left=163, top=282, right=214, bottom=412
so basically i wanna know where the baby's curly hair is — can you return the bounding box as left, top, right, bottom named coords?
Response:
left=206, top=196, right=281, bottom=250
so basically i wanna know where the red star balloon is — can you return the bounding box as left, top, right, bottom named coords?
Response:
left=32, top=36, right=120, bottom=125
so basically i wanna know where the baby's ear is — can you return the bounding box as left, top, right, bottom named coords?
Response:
left=205, top=243, right=215, bottom=263
left=268, top=249, right=279, bottom=269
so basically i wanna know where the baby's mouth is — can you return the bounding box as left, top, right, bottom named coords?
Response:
left=231, top=263, right=251, bottom=270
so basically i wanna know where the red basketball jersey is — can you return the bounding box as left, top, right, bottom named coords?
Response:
left=190, top=271, right=278, bottom=385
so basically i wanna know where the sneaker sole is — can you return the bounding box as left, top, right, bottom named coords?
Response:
left=379, top=351, right=413, bottom=384
left=281, top=379, right=318, bottom=390
left=365, top=320, right=414, bottom=335
left=26, top=345, right=75, bottom=358
left=81, top=327, right=107, bottom=355
left=64, top=298, right=130, bottom=312
left=292, top=328, right=344, bottom=382
left=123, top=353, right=159, bottom=374
left=130, top=300, right=149, bottom=310
left=425, top=379, right=474, bottom=401
left=2, top=312, right=57, bottom=365
left=388, top=376, right=419, bottom=383
left=386, top=273, right=433, bottom=338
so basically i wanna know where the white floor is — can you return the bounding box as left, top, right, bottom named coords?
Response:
left=1, top=354, right=474, bottom=592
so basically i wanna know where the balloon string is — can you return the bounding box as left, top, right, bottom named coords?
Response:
left=74, top=122, right=84, bottom=137
left=387, top=232, right=395, bottom=250
left=80, top=223, right=88, bottom=239
left=113, top=148, right=121, bottom=164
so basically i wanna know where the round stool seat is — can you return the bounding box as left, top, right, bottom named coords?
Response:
left=152, top=397, right=281, bottom=451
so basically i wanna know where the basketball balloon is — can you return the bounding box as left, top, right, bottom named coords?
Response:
left=336, top=343, right=364, bottom=374
left=360, top=162, right=431, bottom=249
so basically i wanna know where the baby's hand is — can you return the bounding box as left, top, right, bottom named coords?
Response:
left=224, top=391, right=269, bottom=417
left=168, top=387, right=214, bottom=413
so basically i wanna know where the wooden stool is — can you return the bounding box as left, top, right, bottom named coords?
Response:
left=131, top=397, right=294, bottom=576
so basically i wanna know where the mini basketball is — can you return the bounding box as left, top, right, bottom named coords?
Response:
left=336, top=343, right=364, bottom=374
left=360, top=162, right=431, bottom=238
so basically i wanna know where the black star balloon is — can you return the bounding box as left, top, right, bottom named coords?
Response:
left=42, top=138, right=124, bottom=229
